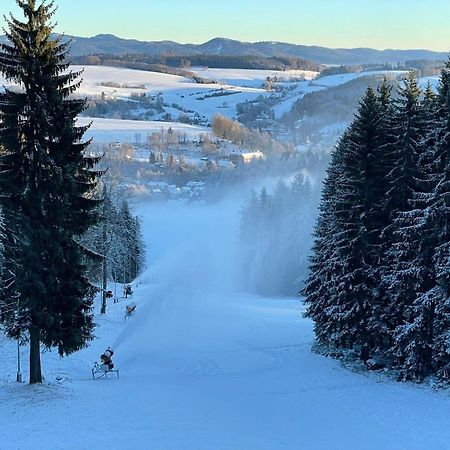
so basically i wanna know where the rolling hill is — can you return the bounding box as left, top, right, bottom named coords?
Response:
left=0, top=34, right=446, bottom=65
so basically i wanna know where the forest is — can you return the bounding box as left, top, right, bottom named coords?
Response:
left=304, top=68, right=450, bottom=382
left=73, top=53, right=322, bottom=73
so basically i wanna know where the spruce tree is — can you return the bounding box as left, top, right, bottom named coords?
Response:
left=390, top=64, right=450, bottom=381
left=423, top=60, right=450, bottom=379
left=305, top=87, right=390, bottom=359
left=380, top=73, right=433, bottom=364
left=305, top=64, right=450, bottom=381
left=303, top=136, right=347, bottom=346
left=337, top=87, right=390, bottom=358
left=0, top=0, right=101, bottom=383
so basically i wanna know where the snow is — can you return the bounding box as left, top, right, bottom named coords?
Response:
left=72, top=65, right=266, bottom=120
left=74, top=65, right=193, bottom=98
left=310, top=70, right=409, bottom=88
left=418, top=76, right=440, bottom=90
left=272, top=80, right=326, bottom=118
left=0, top=65, right=416, bottom=125
left=2, top=196, right=450, bottom=450
left=77, top=117, right=210, bottom=143
left=190, top=67, right=318, bottom=88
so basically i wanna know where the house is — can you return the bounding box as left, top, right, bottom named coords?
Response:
left=227, top=151, right=265, bottom=165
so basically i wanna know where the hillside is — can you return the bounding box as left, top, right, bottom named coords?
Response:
left=1, top=34, right=446, bottom=65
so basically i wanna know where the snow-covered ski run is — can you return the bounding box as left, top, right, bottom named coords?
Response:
left=2, top=199, right=450, bottom=450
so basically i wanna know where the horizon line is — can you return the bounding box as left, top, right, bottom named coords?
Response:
left=6, top=31, right=448, bottom=54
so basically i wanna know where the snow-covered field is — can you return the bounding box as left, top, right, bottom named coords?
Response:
left=419, top=75, right=440, bottom=90
left=191, top=67, right=318, bottom=88
left=72, top=66, right=414, bottom=122
left=310, top=70, right=409, bottom=88
left=78, top=117, right=210, bottom=143
left=73, top=65, right=266, bottom=120
left=2, top=197, right=450, bottom=450
left=0, top=65, right=423, bottom=126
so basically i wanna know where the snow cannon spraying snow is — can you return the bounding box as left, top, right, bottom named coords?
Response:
left=92, top=347, right=119, bottom=380
left=125, top=302, right=137, bottom=320
left=100, top=347, right=114, bottom=370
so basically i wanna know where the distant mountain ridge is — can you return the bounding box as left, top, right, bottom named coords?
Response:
left=0, top=34, right=447, bottom=65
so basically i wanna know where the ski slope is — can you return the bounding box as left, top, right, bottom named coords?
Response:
left=2, top=198, right=450, bottom=449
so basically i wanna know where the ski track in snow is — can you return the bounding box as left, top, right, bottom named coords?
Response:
left=1, top=200, right=450, bottom=450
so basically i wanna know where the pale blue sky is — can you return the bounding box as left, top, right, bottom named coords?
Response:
left=1, top=0, right=449, bottom=51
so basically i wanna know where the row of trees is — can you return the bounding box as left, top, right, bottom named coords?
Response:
left=80, top=189, right=145, bottom=314
left=304, top=67, right=450, bottom=382
left=239, top=173, right=317, bottom=296
left=73, top=53, right=322, bottom=73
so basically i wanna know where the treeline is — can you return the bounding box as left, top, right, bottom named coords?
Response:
left=73, top=55, right=211, bottom=84
left=304, top=65, right=450, bottom=382
left=81, top=188, right=145, bottom=292
left=283, top=75, right=396, bottom=144
left=239, top=173, right=317, bottom=296
left=156, top=54, right=321, bottom=71
left=319, top=60, right=444, bottom=78
left=318, top=65, right=365, bottom=78
left=73, top=53, right=322, bottom=73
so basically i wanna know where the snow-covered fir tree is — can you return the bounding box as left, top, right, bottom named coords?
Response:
left=0, top=0, right=102, bottom=383
left=305, top=64, right=450, bottom=381
left=80, top=187, right=145, bottom=313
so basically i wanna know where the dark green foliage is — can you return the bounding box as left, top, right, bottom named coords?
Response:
left=304, top=66, right=450, bottom=382
left=73, top=53, right=322, bottom=73
left=305, top=87, right=389, bottom=355
left=0, top=1, right=102, bottom=383
left=80, top=189, right=145, bottom=293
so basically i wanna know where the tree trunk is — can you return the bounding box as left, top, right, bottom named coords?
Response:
left=101, top=255, right=107, bottom=314
left=360, top=342, right=370, bottom=362
left=29, top=326, right=42, bottom=384
left=101, top=224, right=107, bottom=314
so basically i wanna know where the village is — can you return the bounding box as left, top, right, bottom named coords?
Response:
left=91, top=125, right=268, bottom=200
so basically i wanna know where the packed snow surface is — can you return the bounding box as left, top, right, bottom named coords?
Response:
left=2, top=197, right=450, bottom=450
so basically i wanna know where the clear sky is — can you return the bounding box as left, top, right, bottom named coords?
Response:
left=1, top=0, right=449, bottom=51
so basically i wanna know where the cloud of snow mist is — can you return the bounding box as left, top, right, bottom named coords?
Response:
left=111, top=175, right=319, bottom=358
left=110, top=195, right=243, bottom=355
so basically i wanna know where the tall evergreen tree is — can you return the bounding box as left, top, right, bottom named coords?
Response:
left=304, top=87, right=390, bottom=360
left=380, top=73, right=433, bottom=365
left=303, top=136, right=348, bottom=346
left=0, top=0, right=101, bottom=383
left=384, top=73, right=425, bottom=213
left=305, top=62, right=450, bottom=382
left=422, top=60, right=450, bottom=379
